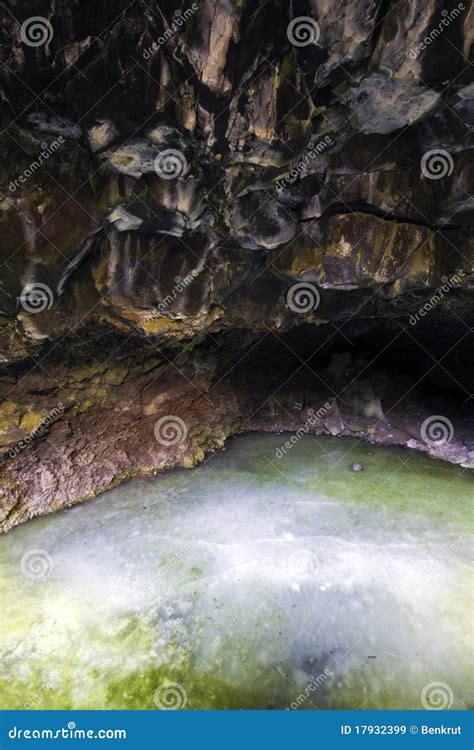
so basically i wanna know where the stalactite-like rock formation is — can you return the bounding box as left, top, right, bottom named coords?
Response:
left=0, top=0, right=472, bottom=531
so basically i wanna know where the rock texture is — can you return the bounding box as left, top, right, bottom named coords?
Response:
left=0, top=0, right=473, bottom=531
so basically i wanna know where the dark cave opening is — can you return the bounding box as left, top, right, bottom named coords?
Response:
left=220, top=312, right=472, bottom=394
left=213, top=311, right=474, bottom=451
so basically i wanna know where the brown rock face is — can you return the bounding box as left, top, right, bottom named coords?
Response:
left=0, top=0, right=473, bottom=531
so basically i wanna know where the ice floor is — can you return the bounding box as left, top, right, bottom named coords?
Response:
left=0, top=435, right=472, bottom=709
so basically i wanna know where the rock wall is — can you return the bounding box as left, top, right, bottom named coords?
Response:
left=0, top=0, right=473, bottom=530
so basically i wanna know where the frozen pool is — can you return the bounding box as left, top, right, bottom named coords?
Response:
left=0, top=435, right=472, bottom=710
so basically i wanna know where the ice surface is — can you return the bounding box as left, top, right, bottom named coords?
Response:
left=0, top=435, right=472, bottom=709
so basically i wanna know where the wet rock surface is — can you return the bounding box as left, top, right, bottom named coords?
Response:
left=0, top=0, right=472, bottom=530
